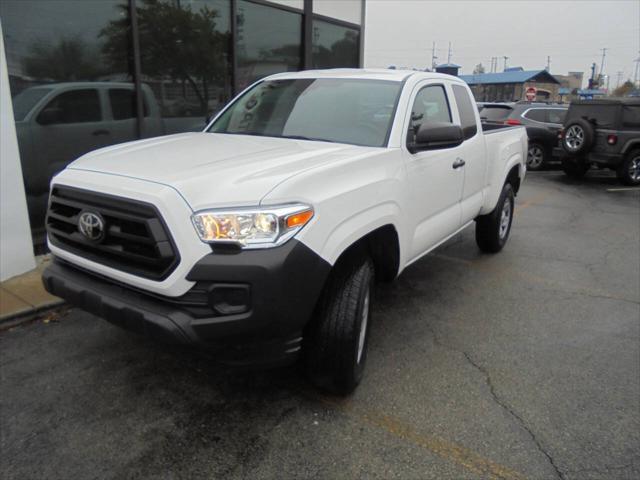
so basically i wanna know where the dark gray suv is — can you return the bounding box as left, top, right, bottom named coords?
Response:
left=558, top=98, right=640, bottom=185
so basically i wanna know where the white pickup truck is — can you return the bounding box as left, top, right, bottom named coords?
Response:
left=43, top=69, right=526, bottom=394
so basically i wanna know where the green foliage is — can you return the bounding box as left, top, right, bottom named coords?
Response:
left=23, top=35, right=106, bottom=81
left=100, top=0, right=230, bottom=110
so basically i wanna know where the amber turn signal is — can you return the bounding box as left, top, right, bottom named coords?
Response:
left=285, top=209, right=313, bottom=229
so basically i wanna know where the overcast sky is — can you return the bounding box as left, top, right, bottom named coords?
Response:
left=364, top=0, right=639, bottom=88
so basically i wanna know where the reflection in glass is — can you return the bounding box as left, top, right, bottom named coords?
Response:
left=312, top=20, right=359, bottom=69
left=0, top=0, right=131, bottom=245
left=236, top=0, right=302, bottom=91
left=210, top=78, right=400, bottom=148
left=132, top=0, right=232, bottom=135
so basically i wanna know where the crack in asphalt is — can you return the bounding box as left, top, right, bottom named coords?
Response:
left=423, top=320, right=566, bottom=480
left=460, top=351, right=566, bottom=480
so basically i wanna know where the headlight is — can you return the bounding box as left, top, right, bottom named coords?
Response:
left=191, top=204, right=314, bottom=248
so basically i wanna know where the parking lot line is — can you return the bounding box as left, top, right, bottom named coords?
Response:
left=606, top=187, right=640, bottom=192
left=310, top=393, right=528, bottom=480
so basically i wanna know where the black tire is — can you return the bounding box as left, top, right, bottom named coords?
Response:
left=304, top=253, right=375, bottom=395
left=526, top=142, right=547, bottom=171
left=561, top=157, right=589, bottom=179
left=562, top=119, right=594, bottom=156
left=475, top=182, right=515, bottom=253
left=617, top=149, right=640, bottom=186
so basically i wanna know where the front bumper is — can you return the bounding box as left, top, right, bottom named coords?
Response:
left=42, top=240, right=331, bottom=366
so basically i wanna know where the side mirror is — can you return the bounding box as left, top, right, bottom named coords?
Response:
left=37, top=107, right=62, bottom=126
left=409, top=122, right=464, bottom=153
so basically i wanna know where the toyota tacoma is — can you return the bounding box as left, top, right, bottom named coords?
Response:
left=42, top=69, right=527, bottom=394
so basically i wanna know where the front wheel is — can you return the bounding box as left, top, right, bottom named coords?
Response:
left=304, top=253, right=374, bottom=395
left=475, top=183, right=515, bottom=253
left=617, top=149, right=640, bottom=186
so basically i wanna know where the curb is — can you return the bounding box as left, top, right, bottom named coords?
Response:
left=0, top=300, right=66, bottom=331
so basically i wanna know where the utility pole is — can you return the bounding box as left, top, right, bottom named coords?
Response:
left=447, top=42, right=452, bottom=64
left=615, top=71, right=623, bottom=89
left=503, top=56, right=509, bottom=71
left=431, top=42, right=437, bottom=70
left=599, top=48, right=608, bottom=78
left=634, top=53, right=640, bottom=87
left=546, top=56, right=551, bottom=71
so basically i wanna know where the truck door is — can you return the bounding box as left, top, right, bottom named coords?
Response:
left=30, top=88, right=113, bottom=183
left=451, top=84, right=487, bottom=224
left=403, top=83, right=464, bottom=261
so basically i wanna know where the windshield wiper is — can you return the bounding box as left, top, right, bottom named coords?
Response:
left=279, top=134, right=332, bottom=143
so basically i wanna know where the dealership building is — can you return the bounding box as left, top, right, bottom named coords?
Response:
left=0, top=0, right=365, bottom=281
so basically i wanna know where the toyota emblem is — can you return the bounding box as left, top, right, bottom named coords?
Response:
left=78, top=211, right=105, bottom=242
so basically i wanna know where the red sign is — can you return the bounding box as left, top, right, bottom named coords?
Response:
left=525, top=86, right=537, bottom=101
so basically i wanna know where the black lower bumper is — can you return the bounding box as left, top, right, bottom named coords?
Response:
left=553, top=147, right=623, bottom=167
left=42, top=240, right=331, bottom=367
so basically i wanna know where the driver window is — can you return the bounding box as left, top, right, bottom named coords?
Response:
left=408, top=85, right=452, bottom=143
left=37, top=89, right=101, bottom=125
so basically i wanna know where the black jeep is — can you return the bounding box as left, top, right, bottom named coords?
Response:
left=557, top=98, right=640, bottom=185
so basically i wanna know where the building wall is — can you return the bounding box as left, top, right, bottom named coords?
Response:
left=0, top=22, right=36, bottom=280
left=469, top=81, right=559, bottom=102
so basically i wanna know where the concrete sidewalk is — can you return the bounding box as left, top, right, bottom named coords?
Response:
left=0, top=256, right=63, bottom=323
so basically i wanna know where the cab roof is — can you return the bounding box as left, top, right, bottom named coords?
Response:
left=266, top=68, right=462, bottom=83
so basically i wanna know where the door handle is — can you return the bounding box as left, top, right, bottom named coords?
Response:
left=92, top=129, right=110, bottom=136
left=452, top=158, right=466, bottom=169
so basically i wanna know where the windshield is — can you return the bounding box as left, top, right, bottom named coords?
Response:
left=12, top=87, right=52, bottom=121
left=478, top=106, right=512, bottom=121
left=209, top=78, right=402, bottom=147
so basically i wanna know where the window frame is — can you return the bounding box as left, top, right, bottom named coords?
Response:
left=404, top=82, right=454, bottom=152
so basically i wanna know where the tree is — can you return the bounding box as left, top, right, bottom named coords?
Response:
left=473, top=63, right=486, bottom=75
left=100, top=0, right=230, bottom=113
left=612, top=80, right=635, bottom=97
left=23, top=36, right=105, bottom=81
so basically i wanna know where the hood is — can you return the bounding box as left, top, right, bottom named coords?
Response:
left=69, top=132, right=378, bottom=211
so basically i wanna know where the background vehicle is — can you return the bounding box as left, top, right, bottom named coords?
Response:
left=558, top=98, right=640, bottom=185
left=478, top=102, right=567, bottom=170
left=12, top=82, right=207, bottom=246
left=42, top=69, right=527, bottom=395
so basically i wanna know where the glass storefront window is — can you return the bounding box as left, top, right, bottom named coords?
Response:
left=312, top=19, right=359, bottom=69
left=136, top=0, right=232, bottom=135
left=235, top=0, right=302, bottom=91
left=0, top=0, right=132, bottom=246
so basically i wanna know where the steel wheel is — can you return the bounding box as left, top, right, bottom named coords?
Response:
left=565, top=125, right=584, bottom=152
left=527, top=145, right=545, bottom=169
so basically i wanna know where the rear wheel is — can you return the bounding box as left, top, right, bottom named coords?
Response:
left=305, top=252, right=374, bottom=395
left=617, top=149, right=640, bottom=186
left=562, top=157, right=589, bottom=179
left=475, top=182, right=515, bottom=253
left=526, top=143, right=547, bottom=171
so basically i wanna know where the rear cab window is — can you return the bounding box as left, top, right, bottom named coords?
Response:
left=109, top=89, right=149, bottom=120
left=452, top=84, right=478, bottom=139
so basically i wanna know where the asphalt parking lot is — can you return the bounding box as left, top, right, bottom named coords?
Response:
left=1, top=171, right=639, bottom=480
